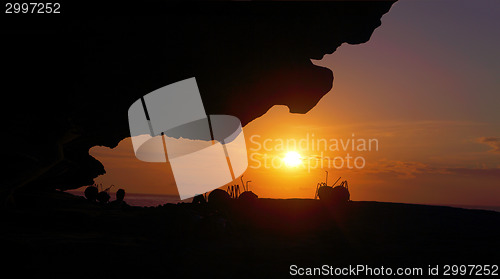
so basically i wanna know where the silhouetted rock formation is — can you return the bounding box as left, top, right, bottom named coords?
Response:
left=208, top=189, right=231, bottom=208
left=318, top=185, right=350, bottom=204
left=1, top=1, right=397, bottom=198
left=238, top=191, right=259, bottom=203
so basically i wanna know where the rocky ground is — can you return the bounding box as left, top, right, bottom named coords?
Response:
left=2, top=190, right=499, bottom=278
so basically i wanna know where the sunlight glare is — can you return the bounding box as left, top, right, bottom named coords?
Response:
left=283, top=151, right=302, bottom=167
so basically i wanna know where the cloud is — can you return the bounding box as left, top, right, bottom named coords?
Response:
left=444, top=167, right=500, bottom=177
left=362, top=159, right=500, bottom=179
left=360, top=159, right=447, bottom=179
left=477, top=137, right=500, bottom=154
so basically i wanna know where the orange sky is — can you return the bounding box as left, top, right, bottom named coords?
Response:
left=87, top=0, right=500, bottom=207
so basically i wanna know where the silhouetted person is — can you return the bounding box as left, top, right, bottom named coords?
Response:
left=84, top=186, right=99, bottom=203
left=109, top=188, right=129, bottom=208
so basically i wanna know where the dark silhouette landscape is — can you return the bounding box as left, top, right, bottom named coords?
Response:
left=2, top=1, right=500, bottom=278
left=4, top=189, right=500, bottom=278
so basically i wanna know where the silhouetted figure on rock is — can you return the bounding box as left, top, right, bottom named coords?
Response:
left=109, top=188, right=129, bottom=208
left=84, top=186, right=98, bottom=203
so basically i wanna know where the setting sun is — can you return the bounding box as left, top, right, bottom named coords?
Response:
left=283, top=151, right=302, bottom=167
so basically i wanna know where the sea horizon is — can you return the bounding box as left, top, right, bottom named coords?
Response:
left=66, top=190, right=193, bottom=207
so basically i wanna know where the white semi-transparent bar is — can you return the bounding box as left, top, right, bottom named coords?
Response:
left=168, top=138, right=233, bottom=200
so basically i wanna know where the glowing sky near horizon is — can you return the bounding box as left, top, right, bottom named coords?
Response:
left=89, top=0, right=500, bottom=206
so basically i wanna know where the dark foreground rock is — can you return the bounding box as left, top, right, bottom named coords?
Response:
left=2, top=190, right=499, bottom=278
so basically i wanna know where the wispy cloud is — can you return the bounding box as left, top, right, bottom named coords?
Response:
left=477, top=137, right=500, bottom=154
left=444, top=167, right=500, bottom=177
left=361, top=159, right=500, bottom=179
left=363, top=159, right=448, bottom=179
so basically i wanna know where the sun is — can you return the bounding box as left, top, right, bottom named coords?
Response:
left=283, top=151, right=302, bottom=167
